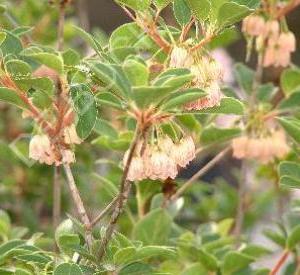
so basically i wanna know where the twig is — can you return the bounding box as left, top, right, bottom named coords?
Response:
left=233, top=160, right=248, bottom=241
left=98, top=128, right=141, bottom=260
left=53, top=166, right=61, bottom=230
left=53, top=166, right=61, bottom=253
left=168, top=147, right=231, bottom=203
left=63, top=163, right=92, bottom=248
left=89, top=196, right=119, bottom=228
left=191, top=33, right=215, bottom=52
left=276, top=0, right=300, bottom=19
left=57, top=1, right=66, bottom=51
left=269, top=250, right=290, bottom=275
left=180, top=18, right=195, bottom=42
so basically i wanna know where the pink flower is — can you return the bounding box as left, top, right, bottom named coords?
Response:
left=278, top=32, right=296, bottom=52
left=61, top=149, right=76, bottom=164
left=263, top=46, right=276, bottom=67
left=264, top=20, right=280, bottom=39
left=169, top=46, right=193, bottom=68
left=64, top=124, right=82, bottom=145
left=29, top=135, right=56, bottom=165
left=242, top=15, right=265, bottom=37
left=171, top=136, right=196, bottom=167
left=185, top=82, right=222, bottom=110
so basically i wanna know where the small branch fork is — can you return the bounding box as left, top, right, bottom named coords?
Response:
left=98, top=128, right=141, bottom=260
left=276, top=0, right=300, bottom=19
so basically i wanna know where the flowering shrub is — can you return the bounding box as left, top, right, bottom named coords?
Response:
left=1, top=0, right=300, bottom=274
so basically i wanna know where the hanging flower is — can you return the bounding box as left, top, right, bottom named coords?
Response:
left=63, top=124, right=82, bottom=145
left=169, top=46, right=193, bottom=68
left=29, top=135, right=57, bottom=165
left=242, top=15, right=265, bottom=37
left=232, top=130, right=289, bottom=164
left=123, top=135, right=196, bottom=181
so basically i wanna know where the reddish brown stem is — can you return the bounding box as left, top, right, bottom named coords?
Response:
left=191, top=34, right=215, bottom=52
left=276, top=0, right=300, bottom=19
left=270, top=250, right=289, bottom=275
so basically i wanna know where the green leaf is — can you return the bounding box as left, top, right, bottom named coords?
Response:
left=218, top=2, right=252, bottom=28
left=114, top=247, right=137, bottom=265
left=0, top=87, right=28, bottom=109
left=0, top=32, right=7, bottom=46
left=116, top=0, right=151, bottom=11
left=162, top=88, right=207, bottom=110
left=186, top=0, right=211, bottom=21
left=201, top=125, right=241, bottom=144
left=132, top=86, right=173, bottom=108
left=173, top=0, right=192, bottom=26
left=134, top=246, right=176, bottom=261
left=279, top=91, right=300, bottom=110
left=0, top=31, right=22, bottom=55
left=94, top=118, right=118, bottom=138
left=31, top=90, right=52, bottom=109
left=153, top=0, right=172, bottom=10
left=133, top=208, right=172, bottom=245
left=63, top=49, right=80, bottom=66
left=96, top=92, right=124, bottom=110
left=110, top=23, right=141, bottom=49
left=91, top=62, right=131, bottom=99
left=5, top=59, right=31, bottom=77
left=54, top=263, right=83, bottom=275
left=279, top=161, right=300, bottom=189
left=187, top=97, right=244, bottom=115
left=15, top=77, right=54, bottom=95
left=0, top=4, right=6, bottom=14
left=278, top=117, right=300, bottom=144
left=26, top=53, right=63, bottom=74
left=234, top=63, right=254, bottom=94
left=0, top=210, right=11, bottom=240
left=73, top=25, right=102, bottom=56
left=280, top=68, right=300, bottom=96
left=198, top=249, right=218, bottom=271
left=70, top=84, right=97, bottom=139
left=241, top=245, right=271, bottom=258
left=287, top=225, right=300, bottom=250
left=119, top=262, right=153, bottom=275
left=123, top=59, right=149, bottom=86
left=221, top=252, right=254, bottom=274
left=263, top=229, right=286, bottom=248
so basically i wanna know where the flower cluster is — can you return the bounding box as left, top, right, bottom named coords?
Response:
left=242, top=15, right=296, bottom=67
left=170, top=46, right=224, bottom=110
left=29, top=124, right=81, bottom=166
left=124, top=135, right=196, bottom=181
left=232, top=130, right=289, bottom=164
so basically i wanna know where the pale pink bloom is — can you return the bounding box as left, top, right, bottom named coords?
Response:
left=123, top=150, right=145, bottom=181
left=158, top=135, right=175, bottom=155
left=232, top=130, right=289, bottom=163
left=171, top=136, right=196, bottom=167
left=275, top=50, right=291, bottom=67
left=211, top=49, right=234, bottom=84
left=29, top=135, right=56, bottom=165
left=242, top=15, right=265, bottom=37
left=61, top=149, right=75, bottom=164
left=263, top=46, right=276, bottom=67
left=169, top=46, right=193, bottom=68
left=145, top=148, right=177, bottom=180
left=64, top=124, right=82, bottom=145
left=185, top=82, right=223, bottom=110
left=278, top=32, right=296, bottom=52
left=264, top=20, right=280, bottom=39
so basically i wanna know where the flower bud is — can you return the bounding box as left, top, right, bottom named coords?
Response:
left=242, top=15, right=265, bottom=37
left=169, top=46, right=193, bottom=68
left=64, top=124, right=82, bottom=145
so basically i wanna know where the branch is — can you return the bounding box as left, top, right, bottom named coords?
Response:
left=57, top=1, right=66, bottom=51
left=63, top=163, right=92, bottom=248
left=276, top=0, right=300, bottom=19
left=53, top=166, right=61, bottom=253
left=89, top=196, right=119, bottom=228
left=168, top=147, right=231, bottom=203
left=191, top=33, right=215, bottom=52
left=180, top=18, right=195, bottom=42
left=98, top=128, right=141, bottom=260
left=270, top=250, right=290, bottom=275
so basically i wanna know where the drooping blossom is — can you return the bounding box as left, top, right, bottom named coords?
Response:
left=124, top=135, right=196, bottom=181
left=211, top=48, right=234, bottom=84
left=29, top=134, right=76, bottom=166
left=232, top=130, right=289, bottom=164
left=242, top=15, right=265, bottom=37
left=29, top=135, right=57, bottom=165
left=169, top=46, right=193, bottom=68
left=63, top=124, right=82, bottom=145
